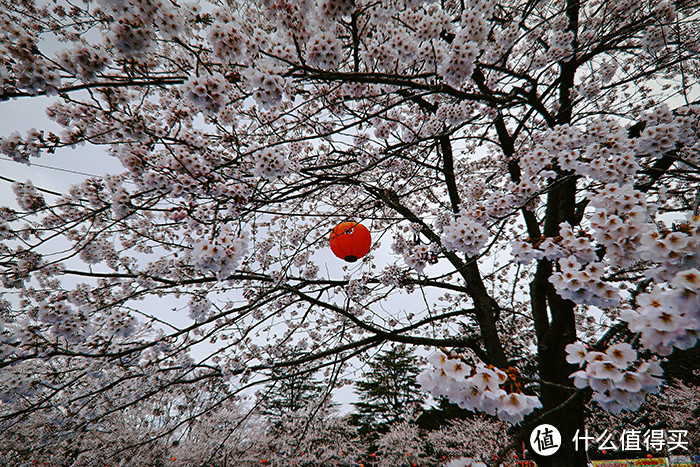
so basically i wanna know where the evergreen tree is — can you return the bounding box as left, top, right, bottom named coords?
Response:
left=416, top=397, right=477, bottom=431
left=259, top=349, right=326, bottom=429
left=351, top=345, right=426, bottom=434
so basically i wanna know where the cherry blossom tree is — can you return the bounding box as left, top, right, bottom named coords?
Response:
left=1, top=0, right=699, bottom=466
left=586, top=379, right=700, bottom=453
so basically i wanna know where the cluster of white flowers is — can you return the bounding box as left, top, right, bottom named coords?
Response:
left=0, top=220, right=11, bottom=240
left=378, top=263, right=407, bottom=288
left=106, top=16, right=155, bottom=57
left=100, top=0, right=186, bottom=56
left=251, top=147, right=290, bottom=180
left=344, top=278, right=370, bottom=301
left=587, top=183, right=651, bottom=268
left=418, top=352, right=542, bottom=424
left=399, top=5, right=448, bottom=42
left=208, top=19, right=246, bottom=65
left=435, top=2, right=490, bottom=85
left=387, top=24, right=421, bottom=62
left=192, top=225, right=247, bottom=279
left=441, top=212, right=488, bottom=257
left=511, top=222, right=596, bottom=266
left=111, top=187, right=131, bottom=219
left=78, top=235, right=115, bottom=265
left=567, top=342, right=663, bottom=414
left=306, top=32, right=343, bottom=69
left=318, top=0, right=354, bottom=20
left=12, top=181, right=45, bottom=212
left=550, top=257, right=620, bottom=308
left=516, top=120, right=646, bottom=187
left=57, top=46, right=107, bottom=82
left=558, top=222, right=598, bottom=263
left=402, top=244, right=430, bottom=273
left=1, top=249, right=43, bottom=288
left=436, top=101, right=476, bottom=125
left=360, top=30, right=400, bottom=71
left=439, top=32, right=478, bottom=88
left=0, top=132, right=26, bottom=162
left=301, top=263, right=319, bottom=280
left=3, top=31, right=61, bottom=96
left=242, top=58, right=288, bottom=108
left=188, top=296, right=213, bottom=323
left=639, top=216, right=700, bottom=281
left=621, top=269, right=700, bottom=355
left=546, top=28, right=575, bottom=61
left=183, top=73, right=231, bottom=116
left=634, top=105, right=680, bottom=157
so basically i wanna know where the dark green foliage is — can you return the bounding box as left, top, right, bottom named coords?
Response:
left=415, top=397, right=476, bottom=431
left=662, top=344, right=700, bottom=386
left=260, top=369, right=324, bottom=423
left=350, top=345, right=426, bottom=434
left=258, top=348, right=326, bottom=429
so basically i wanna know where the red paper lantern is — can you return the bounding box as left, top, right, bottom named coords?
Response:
left=329, top=222, right=371, bottom=262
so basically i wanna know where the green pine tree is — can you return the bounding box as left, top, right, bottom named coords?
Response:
left=258, top=349, right=326, bottom=429
left=350, top=345, right=426, bottom=435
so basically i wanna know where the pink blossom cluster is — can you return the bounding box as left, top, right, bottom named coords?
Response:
left=418, top=351, right=542, bottom=424
left=436, top=101, right=476, bottom=125
left=183, top=73, right=231, bottom=116
left=242, top=59, right=288, bottom=108
left=439, top=32, right=478, bottom=88
left=402, top=244, right=431, bottom=273
left=12, top=181, right=45, bottom=212
left=301, top=263, right=319, bottom=280
left=634, top=104, right=700, bottom=158
left=378, top=264, right=407, bottom=288
left=567, top=342, right=663, bottom=414
left=441, top=212, right=488, bottom=257
left=621, top=269, right=700, bottom=355
left=0, top=129, right=44, bottom=163
left=318, top=0, right=354, bottom=20
left=550, top=258, right=620, bottom=308
left=188, top=296, right=213, bottom=323
left=252, top=147, right=291, bottom=180
left=546, top=29, right=575, bottom=61
left=1, top=249, right=42, bottom=288
left=106, top=17, right=155, bottom=57
left=306, top=32, right=343, bottom=69
left=436, top=2, right=491, bottom=87
left=111, top=187, right=131, bottom=219
left=56, top=46, right=107, bottom=82
left=513, top=119, right=652, bottom=193
left=344, top=278, right=370, bottom=301
left=78, top=235, right=116, bottom=265
left=639, top=216, right=700, bottom=281
left=587, top=183, right=651, bottom=268
left=191, top=225, right=247, bottom=280
left=208, top=16, right=247, bottom=65
left=0, top=220, right=10, bottom=240
left=1, top=28, right=61, bottom=96
left=403, top=4, right=450, bottom=42
left=100, top=0, right=186, bottom=56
